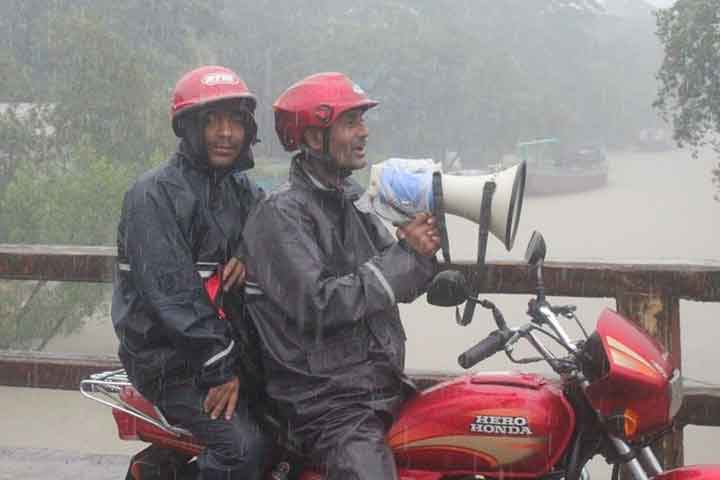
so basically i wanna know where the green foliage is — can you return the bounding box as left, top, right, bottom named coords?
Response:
left=655, top=0, right=720, bottom=148
left=0, top=0, right=203, bottom=349
left=0, top=0, right=673, bottom=348
left=44, top=13, right=170, bottom=163
left=0, top=104, right=56, bottom=200
left=219, top=0, right=662, bottom=164
left=1, top=143, right=136, bottom=244
left=0, top=143, right=138, bottom=349
left=654, top=0, right=720, bottom=198
left=0, top=281, right=106, bottom=350
left=0, top=50, right=33, bottom=101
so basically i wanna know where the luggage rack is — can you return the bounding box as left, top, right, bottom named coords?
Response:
left=80, top=369, right=191, bottom=437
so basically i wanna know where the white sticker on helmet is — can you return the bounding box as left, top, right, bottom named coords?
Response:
left=201, top=72, right=240, bottom=86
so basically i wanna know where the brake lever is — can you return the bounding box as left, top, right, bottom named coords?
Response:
left=473, top=298, right=509, bottom=331
left=551, top=305, right=577, bottom=318
left=503, top=326, right=546, bottom=365
left=505, top=347, right=545, bottom=365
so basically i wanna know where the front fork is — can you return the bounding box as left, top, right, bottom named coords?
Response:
left=638, top=446, right=664, bottom=477
left=575, top=376, right=663, bottom=480
left=608, top=436, right=664, bottom=480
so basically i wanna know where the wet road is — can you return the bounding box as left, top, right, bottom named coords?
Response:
left=0, top=447, right=128, bottom=480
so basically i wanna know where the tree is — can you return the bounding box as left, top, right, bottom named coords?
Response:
left=0, top=143, right=144, bottom=349
left=0, top=0, right=192, bottom=349
left=44, top=13, right=172, bottom=164
left=0, top=51, right=34, bottom=101
left=654, top=0, right=720, bottom=199
left=0, top=104, right=56, bottom=199
left=218, top=0, right=662, bottom=166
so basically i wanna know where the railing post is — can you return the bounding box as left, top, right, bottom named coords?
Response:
left=616, top=291, right=683, bottom=472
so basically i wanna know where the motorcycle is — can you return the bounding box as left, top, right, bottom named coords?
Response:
left=81, top=231, right=720, bottom=479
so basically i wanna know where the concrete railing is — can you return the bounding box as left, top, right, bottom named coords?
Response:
left=2, top=244, right=720, bottom=470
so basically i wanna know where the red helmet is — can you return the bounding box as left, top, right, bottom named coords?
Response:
left=171, top=65, right=257, bottom=137
left=273, top=72, right=379, bottom=152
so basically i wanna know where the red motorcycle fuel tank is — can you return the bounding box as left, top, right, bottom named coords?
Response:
left=388, top=372, right=575, bottom=477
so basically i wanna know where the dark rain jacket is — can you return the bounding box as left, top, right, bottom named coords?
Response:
left=241, top=156, right=438, bottom=442
left=111, top=140, right=264, bottom=402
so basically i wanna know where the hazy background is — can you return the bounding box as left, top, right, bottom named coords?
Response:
left=1, top=0, right=717, bottom=475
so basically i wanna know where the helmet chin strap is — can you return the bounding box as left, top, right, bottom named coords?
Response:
left=301, top=130, right=352, bottom=182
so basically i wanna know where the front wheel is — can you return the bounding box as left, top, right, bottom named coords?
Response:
left=125, top=445, right=197, bottom=480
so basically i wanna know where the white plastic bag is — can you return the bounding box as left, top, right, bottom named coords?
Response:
left=357, top=158, right=441, bottom=225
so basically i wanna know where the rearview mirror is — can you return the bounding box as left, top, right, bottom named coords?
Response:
left=525, top=231, right=547, bottom=266
left=426, top=270, right=469, bottom=307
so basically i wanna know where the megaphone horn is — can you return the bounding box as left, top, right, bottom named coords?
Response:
left=441, top=162, right=527, bottom=251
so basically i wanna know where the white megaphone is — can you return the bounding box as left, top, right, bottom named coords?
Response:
left=362, top=158, right=526, bottom=251
left=441, top=163, right=526, bottom=250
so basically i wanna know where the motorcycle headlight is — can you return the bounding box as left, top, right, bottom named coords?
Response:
left=667, top=369, right=683, bottom=421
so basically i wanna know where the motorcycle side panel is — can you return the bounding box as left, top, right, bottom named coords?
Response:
left=387, top=372, right=575, bottom=478
left=653, top=465, right=720, bottom=479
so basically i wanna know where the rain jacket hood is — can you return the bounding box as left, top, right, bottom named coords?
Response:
left=177, top=105, right=256, bottom=173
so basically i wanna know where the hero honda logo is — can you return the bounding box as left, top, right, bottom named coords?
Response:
left=201, top=72, right=240, bottom=86
left=470, top=415, right=533, bottom=436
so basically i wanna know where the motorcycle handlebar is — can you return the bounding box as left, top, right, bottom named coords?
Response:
left=458, top=330, right=509, bottom=369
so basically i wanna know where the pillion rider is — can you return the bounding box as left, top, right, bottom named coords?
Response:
left=112, top=65, right=268, bottom=480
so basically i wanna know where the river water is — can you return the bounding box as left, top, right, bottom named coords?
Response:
left=1, top=147, right=718, bottom=470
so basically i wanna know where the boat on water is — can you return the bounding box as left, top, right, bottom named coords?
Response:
left=513, top=138, right=608, bottom=195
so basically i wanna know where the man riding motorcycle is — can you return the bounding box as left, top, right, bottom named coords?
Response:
left=240, top=72, right=441, bottom=479
left=111, top=65, right=268, bottom=480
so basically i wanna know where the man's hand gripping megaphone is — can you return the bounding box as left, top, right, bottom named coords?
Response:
left=396, top=212, right=441, bottom=258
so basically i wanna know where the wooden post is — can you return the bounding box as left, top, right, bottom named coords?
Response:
left=616, top=292, right=683, bottom=472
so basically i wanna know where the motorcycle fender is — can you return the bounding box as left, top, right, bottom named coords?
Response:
left=653, top=465, right=720, bottom=479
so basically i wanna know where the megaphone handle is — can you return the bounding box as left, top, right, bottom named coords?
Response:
left=476, top=181, right=495, bottom=265
left=458, top=181, right=496, bottom=326
left=431, top=171, right=451, bottom=263
left=459, top=298, right=476, bottom=326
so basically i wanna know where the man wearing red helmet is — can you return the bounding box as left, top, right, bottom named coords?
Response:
left=241, top=72, right=441, bottom=479
left=112, top=66, right=267, bottom=479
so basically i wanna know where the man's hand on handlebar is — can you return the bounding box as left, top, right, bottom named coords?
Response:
left=396, top=213, right=441, bottom=257
left=222, top=257, right=246, bottom=292
left=204, top=376, right=240, bottom=421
